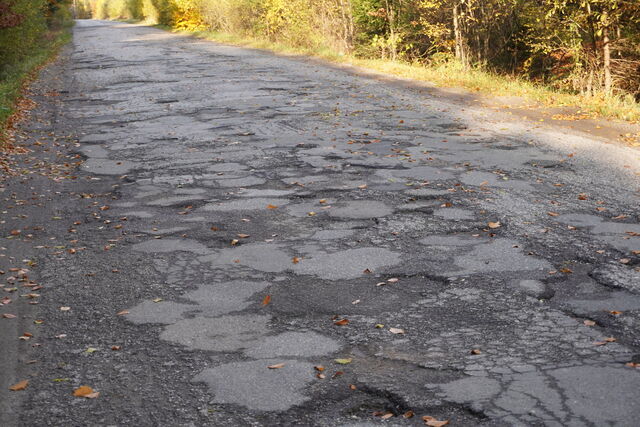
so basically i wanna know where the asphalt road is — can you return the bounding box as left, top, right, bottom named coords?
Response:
left=2, top=20, right=640, bottom=426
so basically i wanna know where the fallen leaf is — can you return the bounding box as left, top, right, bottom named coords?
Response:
left=471, top=349, right=482, bottom=355
left=403, top=410, right=415, bottom=418
left=423, top=415, right=449, bottom=426
left=334, top=318, right=350, bottom=326
left=230, top=239, right=239, bottom=246
left=314, top=365, right=325, bottom=372
left=547, top=212, right=559, bottom=217
left=152, top=298, right=163, bottom=303
left=609, top=310, right=622, bottom=315
left=3, top=313, right=16, bottom=319
left=116, top=310, right=129, bottom=315
left=292, top=257, right=301, bottom=264
left=9, top=380, right=28, bottom=391
left=262, top=295, right=271, bottom=306
left=267, top=363, right=285, bottom=369
left=266, top=204, right=278, bottom=209
left=237, top=234, right=250, bottom=238
left=73, top=386, right=95, bottom=397
left=387, top=278, right=399, bottom=283
left=488, top=221, right=501, bottom=229
left=111, top=345, right=121, bottom=351
left=389, top=327, right=405, bottom=334
left=335, top=358, right=352, bottom=365
left=583, top=320, right=596, bottom=326
left=60, top=306, right=71, bottom=311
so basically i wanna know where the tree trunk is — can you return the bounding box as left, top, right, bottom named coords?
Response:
left=603, top=26, right=612, bottom=95
left=453, top=3, right=467, bottom=69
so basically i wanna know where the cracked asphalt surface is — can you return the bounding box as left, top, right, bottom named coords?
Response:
left=2, top=20, right=640, bottom=426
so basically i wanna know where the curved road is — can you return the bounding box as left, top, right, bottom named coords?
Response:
left=2, top=20, right=640, bottom=426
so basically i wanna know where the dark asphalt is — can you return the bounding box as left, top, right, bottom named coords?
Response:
left=1, top=20, right=640, bottom=426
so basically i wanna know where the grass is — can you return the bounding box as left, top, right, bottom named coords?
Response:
left=0, top=28, right=72, bottom=146
left=161, top=26, right=640, bottom=123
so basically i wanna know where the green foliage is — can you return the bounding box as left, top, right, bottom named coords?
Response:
left=0, top=0, right=73, bottom=139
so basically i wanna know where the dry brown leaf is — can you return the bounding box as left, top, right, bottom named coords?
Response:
left=334, top=318, right=350, bottom=326
left=267, top=363, right=285, bottom=369
left=73, top=386, right=95, bottom=397
left=471, top=349, right=482, bottom=355
left=389, top=327, right=405, bottom=334
left=314, top=365, right=325, bottom=372
left=488, top=221, right=501, bottom=229
left=9, top=380, right=28, bottom=391
left=116, top=310, right=129, bottom=316
left=547, top=212, right=559, bottom=217
left=422, top=416, right=450, bottom=426
left=403, top=410, right=415, bottom=418
left=292, top=257, right=301, bottom=264
left=3, top=313, right=16, bottom=319
left=262, top=295, right=271, bottom=306
left=266, top=204, right=278, bottom=209
left=237, top=234, right=250, bottom=238
left=583, top=320, right=596, bottom=326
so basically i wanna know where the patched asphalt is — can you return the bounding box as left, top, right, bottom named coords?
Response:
left=2, top=19, right=640, bottom=426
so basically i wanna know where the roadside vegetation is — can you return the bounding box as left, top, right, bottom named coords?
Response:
left=0, top=0, right=73, bottom=147
left=60, top=1, right=640, bottom=122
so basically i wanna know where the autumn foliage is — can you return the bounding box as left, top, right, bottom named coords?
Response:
left=0, top=0, right=72, bottom=74
left=69, top=0, right=640, bottom=101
